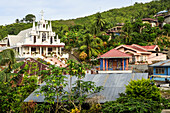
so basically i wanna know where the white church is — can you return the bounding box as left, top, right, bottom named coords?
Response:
left=0, top=11, right=69, bottom=67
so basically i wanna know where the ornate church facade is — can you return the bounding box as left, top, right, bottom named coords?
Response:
left=0, top=11, right=68, bottom=66
left=3, top=12, right=68, bottom=56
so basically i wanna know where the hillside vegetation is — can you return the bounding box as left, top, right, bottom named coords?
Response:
left=0, top=0, right=169, bottom=61
left=0, top=0, right=169, bottom=40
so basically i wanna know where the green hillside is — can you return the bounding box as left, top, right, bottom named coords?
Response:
left=0, top=0, right=169, bottom=40
left=52, top=0, right=170, bottom=27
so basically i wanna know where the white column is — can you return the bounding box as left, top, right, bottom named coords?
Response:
left=46, top=47, right=48, bottom=56
left=19, top=47, right=22, bottom=56
left=56, top=47, right=58, bottom=55
left=40, top=47, right=42, bottom=56
left=40, top=32, right=42, bottom=43
left=21, top=47, right=23, bottom=56
left=29, top=47, right=31, bottom=56
left=60, top=47, right=61, bottom=55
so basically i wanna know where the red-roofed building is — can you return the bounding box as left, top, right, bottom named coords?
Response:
left=115, top=44, right=167, bottom=64
left=97, top=49, right=132, bottom=73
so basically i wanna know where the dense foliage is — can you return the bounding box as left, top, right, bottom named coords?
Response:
left=0, top=0, right=169, bottom=61
left=0, top=49, right=39, bottom=112
left=125, top=78, right=161, bottom=101
left=36, top=60, right=103, bottom=112
left=102, top=79, right=170, bottom=113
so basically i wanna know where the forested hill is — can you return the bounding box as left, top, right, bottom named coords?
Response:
left=0, top=0, right=169, bottom=40
left=53, top=0, right=169, bottom=26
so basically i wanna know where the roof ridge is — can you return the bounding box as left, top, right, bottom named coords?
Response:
left=131, top=44, right=147, bottom=51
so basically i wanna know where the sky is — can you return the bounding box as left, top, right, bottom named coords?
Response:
left=0, top=0, right=153, bottom=25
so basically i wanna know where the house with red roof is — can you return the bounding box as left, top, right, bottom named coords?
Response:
left=115, top=44, right=167, bottom=64
left=97, top=49, right=132, bottom=73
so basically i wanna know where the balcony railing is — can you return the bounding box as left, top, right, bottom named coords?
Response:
left=96, top=66, right=133, bottom=71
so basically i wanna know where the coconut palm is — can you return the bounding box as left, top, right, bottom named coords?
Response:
left=79, top=34, right=103, bottom=59
left=91, top=12, right=106, bottom=35
left=0, top=49, right=23, bottom=82
left=0, top=49, right=16, bottom=66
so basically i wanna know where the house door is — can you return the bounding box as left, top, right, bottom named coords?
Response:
left=108, top=59, right=113, bottom=70
left=132, top=55, right=135, bottom=63
left=124, top=59, right=126, bottom=70
left=117, top=59, right=122, bottom=70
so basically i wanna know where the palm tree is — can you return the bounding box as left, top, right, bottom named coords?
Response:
left=0, top=49, right=23, bottom=82
left=79, top=34, right=103, bottom=59
left=91, top=12, right=106, bottom=35
left=0, top=49, right=16, bottom=67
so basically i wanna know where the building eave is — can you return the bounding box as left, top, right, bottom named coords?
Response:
left=98, top=56, right=131, bottom=59
left=22, top=44, right=65, bottom=47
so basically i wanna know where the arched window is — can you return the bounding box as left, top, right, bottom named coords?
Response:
left=34, top=36, right=36, bottom=43
left=50, top=37, right=53, bottom=44
left=42, top=32, right=46, bottom=42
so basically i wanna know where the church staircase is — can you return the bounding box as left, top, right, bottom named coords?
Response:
left=42, top=57, right=67, bottom=67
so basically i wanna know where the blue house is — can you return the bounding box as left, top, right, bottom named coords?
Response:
left=149, top=59, right=170, bottom=81
left=97, top=49, right=132, bottom=73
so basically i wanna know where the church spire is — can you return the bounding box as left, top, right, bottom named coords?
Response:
left=32, top=17, right=36, bottom=30
left=40, top=10, right=44, bottom=21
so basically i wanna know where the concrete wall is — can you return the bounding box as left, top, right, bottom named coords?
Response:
left=164, top=16, right=170, bottom=24
left=148, top=53, right=167, bottom=64
left=129, top=64, right=148, bottom=72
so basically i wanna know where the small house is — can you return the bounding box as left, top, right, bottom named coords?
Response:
left=149, top=59, right=170, bottom=81
left=97, top=49, right=132, bottom=73
left=115, top=44, right=167, bottom=64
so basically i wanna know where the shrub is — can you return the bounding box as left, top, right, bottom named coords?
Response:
left=79, top=51, right=87, bottom=61
left=125, top=78, right=161, bottom=101
left=102, top=96, right=162, bottom=113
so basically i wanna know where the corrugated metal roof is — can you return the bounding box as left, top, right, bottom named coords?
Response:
left=24, top=73, right=148, bottom=103
left=149, top=59, right=170, bottom=67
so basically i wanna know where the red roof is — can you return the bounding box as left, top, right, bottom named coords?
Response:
left=99, top=49, right=131, bottom=58
left=142, top=45, right=157, bottom=50
left=125, top=45, right=147, bottom=52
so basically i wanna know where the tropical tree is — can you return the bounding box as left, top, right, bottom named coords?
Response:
left=0, top=49, right=16, bottom=66
left=125, top=78, right=161, bottom=101
left=163, top=24, right=170, bottom=37
left=79, top=34, right=103, bottom=59
left=0, top=62, right=38, bottom=113
left=122, top=21, right=133, bottom=43
left=37, top=60, right=103, bottom=112
left=0, top=49, right=23, bottom=82
left=101, top=79, right=167, bottom=113
left=91, top=12, right=106, bottom=35
left=25, top=14, right=36, bottom=23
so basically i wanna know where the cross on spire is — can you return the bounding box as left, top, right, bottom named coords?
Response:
left=40, top=10, right=44, bottom=20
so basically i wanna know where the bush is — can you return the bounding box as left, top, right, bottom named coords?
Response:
left=102, top=96, right=162, bottom=113
left=125, top=78, right=161, bottom=101
left=101, top=79, right=165, bottom=113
